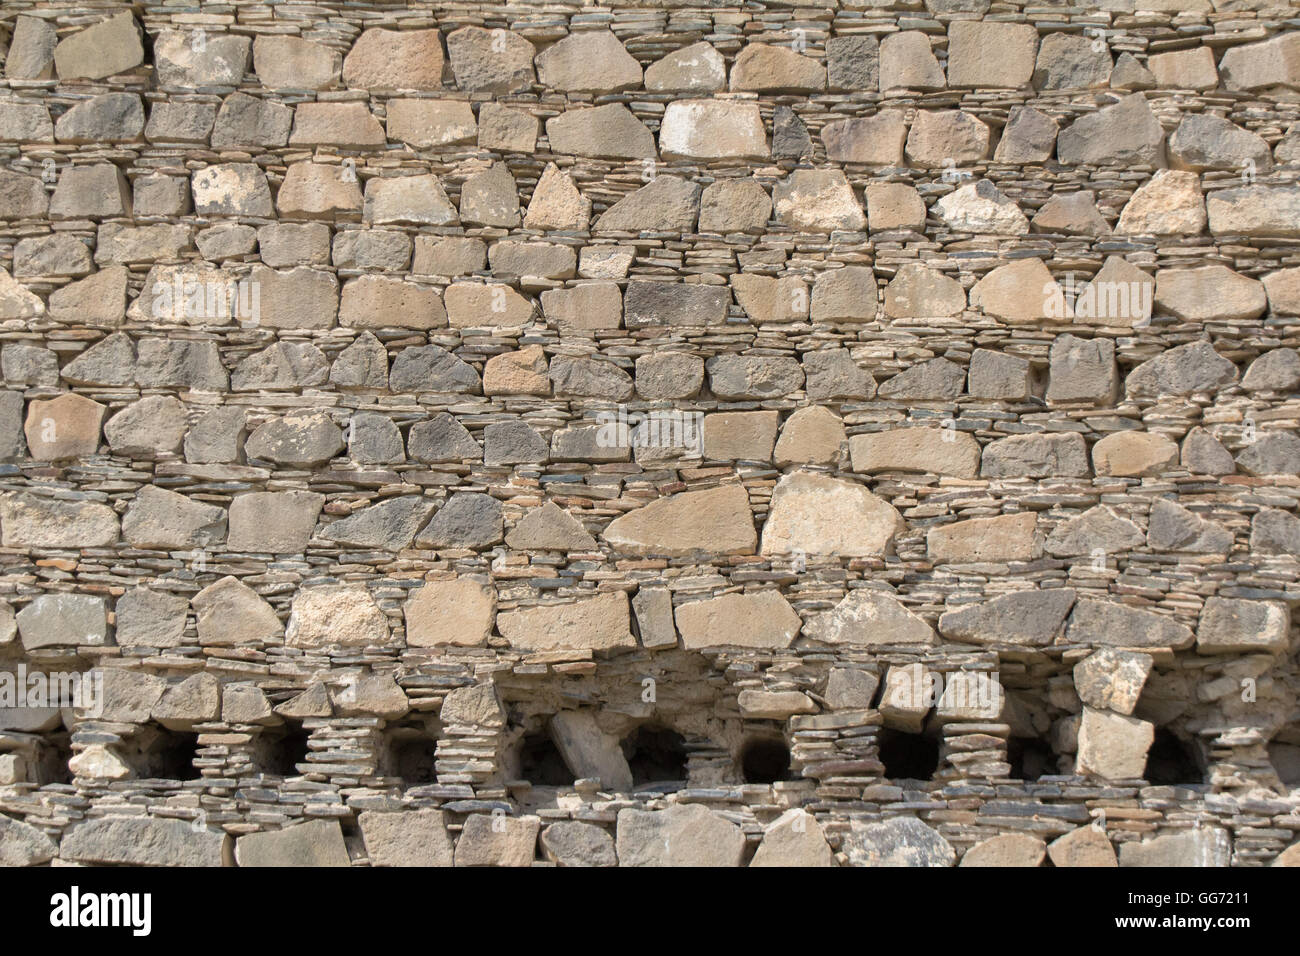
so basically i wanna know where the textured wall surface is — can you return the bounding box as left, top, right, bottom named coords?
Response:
left=1, top=0, right=1300, bottom=868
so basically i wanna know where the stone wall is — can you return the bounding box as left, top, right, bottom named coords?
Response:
left=0, top=0, right=1299, bottom=868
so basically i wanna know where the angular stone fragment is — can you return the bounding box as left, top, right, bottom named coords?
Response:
left=828, top=36, right=879, bottom=92
left=1147, top=498, right=1232, bottom=554
left=939, top=589, right=1076, bottom=647
left=631, top=587, right=677, bottom=650
left=459, top=164, right=520, bottom=228
left=879, top=357, right=965, bottom=401
left=341, top=277, right=448, bottom=332
left=54, top=12, right=145, bottom=81
left=675, top=590, right=799, bottom=650
left=1046, top=335, right=1117, bottom=405
left=645, top=41, right=726, bottom=93
left=1075, top=707, right=1153, bottom=780
left=17, top=593, right=108, bottom=649
left=843, top=816, right=955, bottom=867
left=54, top=93, right=143, bottom=144
left=416, top=492, right=503, bottom=549
left=191, top=163, right=272, bottom=218
left=477, top=103, right=538, bottom=153
left=1196, top=597, right=1289, bottom=654
left=1047, top=826, right=1117, bottom=867
left=245, top=411, right=343, bottom=467
left=772, top=106, right=812, bottom=160
left=123, top=485, right=227, bottom=550
left=346, top=412, right=404, bottom=464
left=641, top=340, right=720, bottom=399
left=237, top=820, right=350, bottom=868
left=773, top=406, right=845, bottom=467
left=498, top=591, right=634, bottom=653
left=1045, top=505, right=1144, bottom=558
left=762, top=471, right=901, bottom=558
left=1119, top=828, right=1230, bottom=868
left=706, top=354, right=803, bottom=400
left=879, top=31, right=945, bottom=92
left=343, top=28, right=443, bottom=91
left=1032, top=191, right=1110, bottom=236
left=523, top=164, right=590, bottom=231
left=0, top=170, right=49, bottom=220
left=773, top=169, right=865, bottom=232
left=981, top=432, right=1090, bottom=479
left=185, top=407, right=245, bottom=464
left=146, top=101, right=217, bottom=144
left=116, top=587, right=189, bottom=648
left=0, top=813, right=57, bottom=866
left=750, top=808, right=835, bottom=867
left=252, top=36, right=340, bottom=90
left=1072, top=256, right=1153, bottom=327
left=1207, top=184, right=1300, bottom=239
left=603, top=484, right=754, bottom=557
left=277, top=162, right=363, bottom=220
left=928, top=512, right=1041, bottom=564
left=154, top=31, right=250, bottom=88
left=359, top=809, right=455, bottom=867
left=905, top=110, right=989, bottom=167
left=660, top=100, right=766, bottom=162
left=192, top=576, right=283, bottom=646
left=323, top=496, right=435, bottom=551
left=701, top=410, right=777, bottom=462
left=730, top=43, right=825, bottom=92
left=227, top=490, right=324, bottom=553
left=444, top=282, right=532, bottom=330
left=617, top=804, right=745, bottom=867
left=550, top=709, right=633, bottom=791
left=624, top=281, right=728, bottom=329
left=935, top=180, right=1028, bottom=235
left=364, top=174, right=457, bottom=227
left=24, top=393, right=105, bottom=460
left=285, top=585, right=389, bottom=648
left=865, top=182, right=927, bottom=232
left=803, top=349, right=876, bottom=402
left=1125, top=340, right=1240, bottom=396
left=993, top=106, right=1058, bottom=164
left=883, top=263, right=965, bottom=319
left=1147, top=46, right=1217, bottom=91
left=961, top=834, right=1047, bottom=868
left=947, top=21, right=1037, bottom=88
left=1169, top=114, right=1271, bottom=173
left=1033, top=34, right=1112, bottom=90
left=537, top=30, right=639, bottom=93
left=61, top=816, right=226, bottom=867
left=1065, top=598, right=1194, bottom=650
left=50, top=164, right=131, bottom=221
left=483, top=346, right=550, bottom=397
left=1091, top=431, right=1179, bottom=478
left=808, top=266, right=877, bottom=324
left=453, top=814, right=539, bottom=868
left=808, top=588, right=933, bottom=646
left=289, top=101, right=384, bottom=148
left=446, top=26, right=535, bottom=93
left=0, top=491, right=118, bottom=548
left=540, top=821, right=617, bottom=868
left=549, top=355, right=633, bottom=401
left=1111, top=52, right=1156, bottom=91
left=5, top=17, right=57, bottom=81
left=822, top=112, right=908, bottom=166
left=1075, top=648, right=1153, bottom=715
left=1237, top=432, right=1300, bottom=476
left=596, top=176, right=700, bottom=234
left=850, top=426, right=981, bottom=478
left=546, top=104, right=656, bottom=161
left=483, top=420, right=546, bottom=465
left=1116, top=170, right=1205, bottom=236
left=1057, top=94, right=1165, bottom=167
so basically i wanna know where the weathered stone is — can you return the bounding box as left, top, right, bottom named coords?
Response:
left=116, top=587, right=189, bottom=648
left=822, top=111, right=908, bottom=166
left=413, top=237, right=486, bottom=278
left=625, top=281, right=729, bottom=329
left=947, top=21, right=1037, bottom=88
left=285, top=585, right=389, bottom=648
left=24, top=392, right=105, bottom=460
left=660, top=100, right=766, bottom=162
left=549, top=355, right=633, bottom=401
left=762, top=470, right=901, bottom=558
left=61, top=816, right=227, bottom=867
left=603, top=484, right=753, bottom=557
left=850, top=426, right=981, bottom=478
left=810, top=266, right=878, bottom=322
left=843, top=816, right=955, bottom=867
left=483, top=420, right=547, bottom=465
left=935, top=180, right=1029, bottom=235
left=773, top=169, right=865, bottom=232
left=454, top=814, right=539, bottom=868
left=1126, top=339, right=1240, bottom=396
left=1046, top=334, right=1117, bottom=405
left=1197, top=597, right=1289, bottom=655
left=1116, top=170, right=1205, bottom=236
left=1048, top=826, right=1118, bottom=867
left=1207, top=184, right=1300, bottom=238
left=277, top=162, right=363, bottom=220
left=17, top=593, right=108, bottom=650
left=546, top=104, right=655, bottom=161
left=415, top=492, right=503, bottom=549
left=537, top=31, right=639, bottom=93
left=404, top=577, right=495, bottom=648
left=906, top=110, right=989, bottom=167
left=808, top=588, right=933, bottom=646
left=596, top=176, right=700, bottom=234
left=616, top=804, right=746, bottom=866
left=238, top=820, right=350, bottom=867
left=928, top=512, right=1041, bottom=564
left=1033, top=33, right=1112, bottom=90
left=446, top=26, right=535, bottom=93
left=1147, top=498, right=1232, bottom=554
left=0, top=170, right=49, bottom=220
left=0, top=491, right=118, bottom=548
left=879, top=357, right=965, bottom=400
left=343, top=28, right=443, bottom=91
left=772, top=106, right=812, bottom=160
left=866, top=182, right=927, bottom=232
left=1091, top=431, right=1179, bottom=477
left=773, top=406, right=845, bottom=467
left=1075, top=648, right=1153, bottom=715
left=827, top=35, right=879, bottom=92
left=1065, top=598, right=1194, bottom=650
left=1033, top=191, right=1111, bottom=236
left=50, top=164, right=131, bottom=221
left=1147, top=46, right=1218, bottom=91
left=359, top=809, right=455, bottom=867
left=523, top=164, right=590, bottom=231
left=981, top=432, right=1090, bottom=479
left=730, top=43, right=825, bottom=92
left=1045, top=505, right=1145, bottom=558
left=706, top=354, right=803, bottom=399
left=193, top=576, right=283, bottom=647
left=1076, top=707, right=1154, bottom=779
left=252, top=35, right=340, bottom=90
left=54, top=12, right=145, bottom=81
left=5, top=17, right=57, bottom=81
left=123, top=485, right=227, bottom=550
left=497, top=591, right=634, bottom=653
left=364, top=174, right=457, bottom=227
left=477, top=104, right=539, bottom=153
left=645, top=41, right=726, bottom=93
left=550, top=709, right=633, bottom=791
left=824, top=668, right=879, bottom=709
left=675, top=590, right=800, bottom=650
left=0, top=813, right=57, bottom=866
left=879, top=31, right=945, bottom=92
left=883, top=263, right=965, bottom=319
left=939, top=589, right=1076, bottom=647
left=483, top=346, right=550, bottom=397
left=803, top=349, right=876, bottom=402
left=1057, top=94, right=1165, bottom=167
left=227, top=490, right=324, bottom=553
left=540, top=821, right=617, bottom=868
left=1252, top=508, right=1300, bottom=555
left=1237, top=432, right=1300, bottom=476
left=459, top=164, right=521, bottom=228
left=1170, top=114, right=1271, bottom=173
left=961, top=834, right=1047, bottom=867
left=323, top=496, right=435, bottom=551
left=1119, top=828, right=1230, bottom=868
left=1220, top=33, right=1300, bottom=92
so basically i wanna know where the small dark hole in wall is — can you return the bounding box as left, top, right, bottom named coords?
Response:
left=518, top=731, right=574, bottom=786
left=878, top=728, right=939, bottom=782
left=34, top=732, right=72, bottom=785
left=258, top=722, right=311, bottom=777
left=623, top=725, right=687, bottom=787
left=741, top=737, right=794, bottom=784
left=1144, top=728, right=1202, bottom=785
left=383, top=726, right=437, bottom=786
left=131, top=727, right=201, bottom=781
left=1007, top=736, right=1056, bottom=781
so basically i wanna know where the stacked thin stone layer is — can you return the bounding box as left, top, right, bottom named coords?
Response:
left=0, top=0, right=1298, bottom=868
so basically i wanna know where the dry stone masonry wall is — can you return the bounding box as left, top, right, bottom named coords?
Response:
left=0, top=0, right=1299, bottom=868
